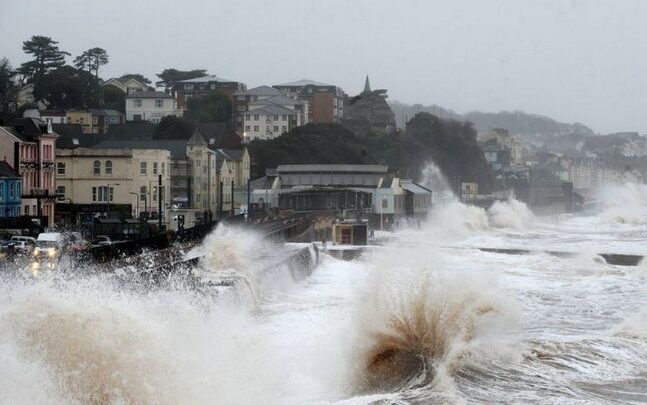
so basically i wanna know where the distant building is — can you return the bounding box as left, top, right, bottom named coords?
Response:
left=273, top=79, right=344, bottom=123
left=0, top=109, right=58, bottom=226
left=40, top=110, right=67, bottom=125
left=343, top=76, right=396, bottom=134
left=102, top=77, right=151, bottom=95
left=15, top=84, right=35, bottom=108
left=125, top=91, right=176, bottom=123
left=480, top=128, right=522, bottom=165
left=241, top=104, right=299, bottom=141
left=247, top=164, right=431, bottom=228
left=65, top=109, right=125, bottom=134
left=174, top=75, right=247, bottom=112
left=233, top=86, right=308, bottom=135
left=0, top=161, right=22, bottom=218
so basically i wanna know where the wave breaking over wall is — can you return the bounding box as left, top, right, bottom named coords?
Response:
left=351, top=252, right=518, bottom=396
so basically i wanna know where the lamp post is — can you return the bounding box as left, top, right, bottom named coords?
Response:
left=128, top=192, right=139, bottom=218
left=106, top=183, right=120, bottom=218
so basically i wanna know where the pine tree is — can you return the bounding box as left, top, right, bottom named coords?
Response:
left=18, top=36, right=70, bottom=81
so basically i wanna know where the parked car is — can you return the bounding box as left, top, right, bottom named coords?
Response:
left=92, top=235, right=113, bottom=246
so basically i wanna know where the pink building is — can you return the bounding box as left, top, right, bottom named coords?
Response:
left=0, top=114, right=59, bottom=226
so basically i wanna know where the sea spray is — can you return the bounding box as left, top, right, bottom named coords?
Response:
left=596, top=181, right=647, bottom=225
left=198, top=224, right=270, bottom=306
left=488, top=199, right=535, bottom=230
left=351, top=248, right=518, bottom=394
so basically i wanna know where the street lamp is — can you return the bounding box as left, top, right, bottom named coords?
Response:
left=106, top=183, right=120, bottom=218
left=128, top=192, right=139, bottom=218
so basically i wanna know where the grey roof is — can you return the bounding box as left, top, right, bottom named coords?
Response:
left=400, top=180, right=432, bottom=194
left=92, top=139, right=187, bottom=159
left=194, top=122, right=227, bottom=147
left=245, top=104, right=295, bottom=116
left=217, top=148, right=245, bottom=161
left=187, top=130, right=207, bottom=145
left=178, top=75, right=237, bottom=83
left=253, top=94, right=301, bottom=106
left=3, top=118, right=57, bottom=142
left=125, top=91, right=172, bottom=99
left=104, top=122, right=157, bottom=140
left=235, top=85, right=284, bottom=97
left=0, top=161, right=20, bottom=179
left=52, top=124, right=100, bottom=149
left=276, top=164, right=388, bottom=173
left=249, top=176, right=274, bottom=190
left=274, top=79, right=333, bottom=87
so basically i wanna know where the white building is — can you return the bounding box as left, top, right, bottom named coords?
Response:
left=125, top=91, right=176, bottom=123
left=242, top=104, right=299, bottom=141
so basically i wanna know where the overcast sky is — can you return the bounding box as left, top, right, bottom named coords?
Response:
left=2, top=0, right=646, bottom=133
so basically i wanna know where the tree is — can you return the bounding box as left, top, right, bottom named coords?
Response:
left=156, top=68, right=207, bottom=91
left=0, top=58, right=17, bottom=112
left=33, top=66, right=101, bottom=109
left=74, top=47, right=109, bottom=78
left=18, top=36, right=69, bottom=81
left=119, top=73, right=151, bottom=85
left=102, top=85, right=126, bottom=113
left=153, top=116, right=195, bottom=139
left=183, top=90, right=232, bottom=123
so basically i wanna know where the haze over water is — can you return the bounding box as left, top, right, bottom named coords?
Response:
left=1, top=170, right=647, bottom=403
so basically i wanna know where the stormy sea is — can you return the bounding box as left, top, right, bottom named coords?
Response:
left=1, top=172, right=647, bottom=404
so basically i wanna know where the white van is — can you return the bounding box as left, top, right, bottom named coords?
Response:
left=33, top=232, right=64, bottom=259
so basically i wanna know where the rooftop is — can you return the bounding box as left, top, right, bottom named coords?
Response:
left=0, top=161, right=20, bottom=179
left=276, top=164, right=388, bottom=174
left=92, top=139, right=188, bottom=160
left=274, top=79, right=333, bottom=87
left=245, top=104, right=295, bottom=116
left=235, top=85, right=285, bottom=97
left=125, top=91, right=172, bottom=99
left=178, top=75, right=237, bottom=84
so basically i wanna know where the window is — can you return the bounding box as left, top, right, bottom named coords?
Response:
left=253, top=125, right=259, bottom=131
left=105, top=160, right=112, bottom=175
left=93, top=160, right=101, bottom=176
left=273, top=126, right=279, bottom=132
left=273, top=115, right=279, bottom=120
left=162, top=162, right=165, bottom=176
left=109, top=187, right=114, bottom=202
left=254, top=115, right=259, bottom=121
left=140, top=186, right=147, bottom=201
left=25, top=205, right=29, bottom=215
left=237, top=105, right=246, bottom=111
left=93, top=186, right=112, bottom=202
left=140, top=162, right=147, bottom=175
left=245, top=114, right=250, bottom=120
left=245, top=125, right=250, bottom=131
left=152, top=186, right=157, bottom=201
left=282, top=125, right=287, bottom=132
left=155, top=99, right=164, bottom=108
left=57, top=162, right=66, bottom=175
left=0, top=181, right=3, bottom=201
left=282, top=115, right=287, bottom=121
left=92, top=187, right=97, bottom=201
left=134, top=99, right=143, bottom=108
left=196, top=194, right=201, bottom=203
left=153, top=162, right=158, bottom=174
left=56, top=185, right=65, bottom=197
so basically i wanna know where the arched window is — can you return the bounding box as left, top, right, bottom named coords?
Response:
left=105, top=160, right=113, bottom=175
left=57, top=162, right=66, bottom=175
left=93, top=160, right=101, bottom=176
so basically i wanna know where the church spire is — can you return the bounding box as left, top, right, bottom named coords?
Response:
left=363, top=75, right=371, bottom=93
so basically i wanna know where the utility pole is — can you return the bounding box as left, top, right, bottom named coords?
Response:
left=158, top=174, right=162, bottom=230
left=247, top=180, right=251, bottom=221
left=230, top=179, right=235, bottom=217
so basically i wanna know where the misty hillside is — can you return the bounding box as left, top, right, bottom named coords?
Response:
left=389, top=102, right=596, bottom=142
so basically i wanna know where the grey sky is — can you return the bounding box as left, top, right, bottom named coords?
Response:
left=1, top=0, right=646, bottom=133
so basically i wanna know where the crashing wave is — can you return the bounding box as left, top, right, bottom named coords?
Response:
left=487, top=199, right=535, bottom=230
